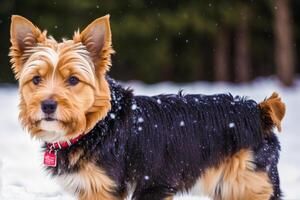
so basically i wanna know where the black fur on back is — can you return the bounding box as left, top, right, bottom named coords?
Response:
left=45, top=77, right=280, bottom=199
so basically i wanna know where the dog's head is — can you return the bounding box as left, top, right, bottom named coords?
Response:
left=9, top=15, right=114, bottom=142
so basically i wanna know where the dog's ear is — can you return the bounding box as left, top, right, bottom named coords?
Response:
left=74, top=15, right=114, bottom=74
left=10, top=15, right=45, bottom=78
left=10, top=15, right=43, bottom=51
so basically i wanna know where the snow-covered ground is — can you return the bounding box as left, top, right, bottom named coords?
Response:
left=0, top=77, right=299, bottom=200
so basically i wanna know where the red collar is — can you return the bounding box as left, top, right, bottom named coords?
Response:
left=44, top=134, right=83, bottom=167
left=46, top=134, right=83, bottom=150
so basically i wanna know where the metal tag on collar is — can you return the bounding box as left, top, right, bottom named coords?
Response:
left=44, top=148, right=57, bottom=167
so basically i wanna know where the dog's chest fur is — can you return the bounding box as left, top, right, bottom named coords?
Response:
left=56, top=172, right=86, bottom=194
left=55, top=162, right=117, bottom=198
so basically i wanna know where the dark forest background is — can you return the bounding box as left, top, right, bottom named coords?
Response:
left=0, top=0, right=299, bottom=86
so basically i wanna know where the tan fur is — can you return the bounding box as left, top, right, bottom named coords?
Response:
left=73, top=15, right=115, bottom=75
left=259, top=92, right=286, bottom=132
left=69, top=148, right=84, bottom=167
left=77, top=162, right=119, bottom=200
left=201, top=149, right=273, bottom=200
left=10, top=15, right=114, bottom=141
left=84, top=76, right=111, bottom=134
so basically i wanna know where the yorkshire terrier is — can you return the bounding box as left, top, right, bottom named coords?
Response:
left=10, top=15, right=285, bottom=200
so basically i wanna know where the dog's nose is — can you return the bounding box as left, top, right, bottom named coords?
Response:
left=41, top=99, right=57, bottom=114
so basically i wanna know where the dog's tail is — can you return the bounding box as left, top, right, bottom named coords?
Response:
left=258, top=92, right=286, bottom=135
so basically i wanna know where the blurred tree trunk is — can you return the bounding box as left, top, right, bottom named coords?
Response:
left=214, top=27, right=230, bottom=82
left=274, top=0, right=295, bottom=86
left=234, top=6, right=251, bottom=83
left=162, top=64, right=173, bottom=81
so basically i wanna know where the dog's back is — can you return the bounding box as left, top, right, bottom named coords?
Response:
left=131, top=93, right=264, bottom=156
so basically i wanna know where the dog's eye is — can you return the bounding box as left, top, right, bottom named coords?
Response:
left=32, top=76, right=41, bottom=85
left=68, top=76, right=80, bottom=86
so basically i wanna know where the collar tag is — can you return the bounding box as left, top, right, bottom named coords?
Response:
left=44, top=149, right=57, bottom=167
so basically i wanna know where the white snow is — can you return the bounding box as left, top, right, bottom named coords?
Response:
left=0, top=77, right=300, bottom=199
left=0, top=158, right=2, bottom=197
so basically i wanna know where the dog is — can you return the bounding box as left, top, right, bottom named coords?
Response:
left=10, top=15, right=285, bottom=200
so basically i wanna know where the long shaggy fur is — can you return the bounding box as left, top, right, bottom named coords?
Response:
left=45, top=78, right=283, bottom=200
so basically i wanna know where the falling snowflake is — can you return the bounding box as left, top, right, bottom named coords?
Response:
left=266, top=165, right=271, bottom=172
left=138, top=117, right=144, bottom=123
left=229, top=122, right=235, bottom=128
left=131, top=104, right=137, bottom=110
left=110, top=113, right=116, bottom=119
left=180, top=121, right=185, bottom=126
